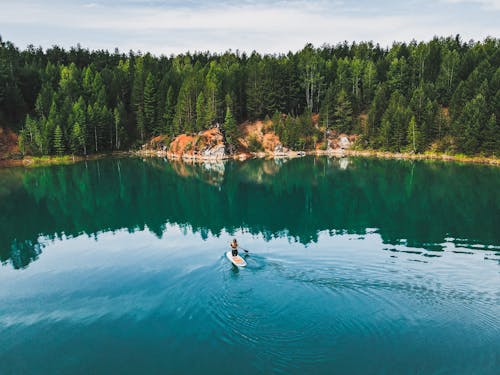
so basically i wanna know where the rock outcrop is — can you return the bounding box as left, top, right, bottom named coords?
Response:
left=139, top=118, right=360, bottom=161
left=168, top=128, right=228, bottom=160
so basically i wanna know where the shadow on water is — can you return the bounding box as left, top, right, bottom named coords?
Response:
left=0, top=156, right=499, bottom=269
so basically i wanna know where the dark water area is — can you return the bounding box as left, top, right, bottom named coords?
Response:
left=0, top=156, right=499, bottom=374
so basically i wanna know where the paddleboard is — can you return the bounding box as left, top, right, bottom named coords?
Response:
left=226, top=251, right=247, bottom=267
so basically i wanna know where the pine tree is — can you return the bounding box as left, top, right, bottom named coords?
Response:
left=387, top=57, right=410, bottom=94
left=366, top=84, right=389, bottom=147
left=92, top=72, right=105, bottom=105
left=163, top=86, right=175, bottom=135
left=319, top=85, right=335, bottom=131
left=143, top=72, right=157, bottom=137
left=205, top=61, right=221, bottom=123
left=53, top=125, right=64, bottom=155
left=362, top=60, right=377, bottom=105
left=114, top=101, right=126, bottom=150
left=87, top=103, right=100, bottom=153
left=407, top=116, right=423, bottom=153
left=224, top=106, right=238, bottom=153
left=102, top=106, right=114, bottom=151
left=35, top=83, right=54, bottom=118
left=154, top=76, right=169, bottom=136
left=173, top=78, right=195, bottom=134
left=131, top=57, right=145, bottom=142
left=333, top=89, right=352, bottom=133
left=381, top=91, right=412, bottom=152
left=481, top=114, right=498, bottom=156
left=195, top=91, right=206, bottom=132
left=456, top=94, right=487, bottom=155
left=246, top=58, right=265, bottom=120
left=71, top=122, right=85, bottom=154
left=45, top=98, right=61, bottom=154
left=69, top=97, right=87, bottom=155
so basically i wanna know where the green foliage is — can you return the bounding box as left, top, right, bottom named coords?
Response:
left=143, top=72, right=157, bottom=136
left=163, top=86, right=176, bottom=135
left=333, top=89, right=353, bottom=133
left=195, top=91, right=206, bottom=132
left=380, top=91, right=412, bottom=152
left=53, top=125, right=64, bottom=156
left=114, top=101, right=126, bottom=150
left=455, top=93, right=489, bottom=155
left=224, top=106, right=238, bottom=152
left=481, top=114, right=498, bottom=156
left=247, top=135, right=263, bottom=152
left=1, top=36, right=498, bottom=157
left=319, top=85, right=335, bottom=129
left=407, top=116, right=424, bottom=153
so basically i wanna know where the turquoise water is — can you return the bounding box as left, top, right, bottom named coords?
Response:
left=0, top=156, right=499, bottom=374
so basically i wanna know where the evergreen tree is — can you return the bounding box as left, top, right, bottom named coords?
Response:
left=173, top=78, right=196, bottom=134
left=482, top=114, right=498, bottom=155
left=456, top=94, right=488, bottom=154
left=365, top=84, right=389, bottom=146
left=114, top=101, right=126, bottom=150
left=333, top=89, right=353, bottom=133
left=319, top=85, right=335, bottom=130
left=205, top=61, right=221, bottom=123
left=387, top=57, right=410, bottom=94
left=407, top=116, right=423, bottom=153
left=163, top=86, right=175, bottom=135
left=143, top=72, right=157, bottom=136
left=437, top=48, right=459, bottom=104
left=224, top=106, right=238, bottom=153
left=71, top=122, right=85, bottom=155
left=131, top=57, right=145, bottom=142
left=195, top=91, right=206, bottom=132
left=69, top=97, right=87, bottom=155
left=35, top=83, right=53, bottom=118
left=362, top=60, right=377, bottom=105
left=246, top=58, right=265, bottom=120
left=380, top=91, right=412, bottom=152
left=53, top=125, right=64, bottom=155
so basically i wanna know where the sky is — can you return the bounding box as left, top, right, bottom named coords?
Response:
left=0, top=0, right=498, bottom=55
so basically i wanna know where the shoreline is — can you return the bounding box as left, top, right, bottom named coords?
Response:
left=332, top=149, right=500, bottom=165
left=1, top=149, right=498, bottom=168
left=0, top=152, right=131, bottom=168
left=136, top=148, right=500, bottom=166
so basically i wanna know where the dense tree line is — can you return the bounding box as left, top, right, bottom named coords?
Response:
left=0, top=35, right=498, bottom=156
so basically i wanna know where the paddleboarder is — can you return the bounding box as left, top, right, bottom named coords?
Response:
left=230, top=238, right=239, bottom=257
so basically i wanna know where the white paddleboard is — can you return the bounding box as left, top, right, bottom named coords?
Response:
left=226, top=251, right=247, bottom=267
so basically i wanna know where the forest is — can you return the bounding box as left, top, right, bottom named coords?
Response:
left=0, top=35, right=498, bottom=156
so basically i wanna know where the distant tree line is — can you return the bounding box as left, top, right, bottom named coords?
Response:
left=0, top=35, right=498, bottom=156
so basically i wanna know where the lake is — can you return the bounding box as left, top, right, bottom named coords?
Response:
left=0, top=156, right=499, bottom=374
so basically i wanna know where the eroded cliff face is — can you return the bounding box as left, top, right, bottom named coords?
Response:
left=140, top=118, right=358, bottom=160
left=168, top=128, right=227, bottom=159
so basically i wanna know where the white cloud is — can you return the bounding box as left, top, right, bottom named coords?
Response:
left=443, top=0, right=500, bottom=10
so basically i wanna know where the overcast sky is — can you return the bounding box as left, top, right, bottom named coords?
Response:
left=0, top=0, right=498, bottom=55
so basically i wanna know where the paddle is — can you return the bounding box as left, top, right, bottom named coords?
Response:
left=239, top=247, right=250, bottom=253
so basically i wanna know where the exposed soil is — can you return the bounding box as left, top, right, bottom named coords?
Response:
left=0, top=127, right=20, bottom=159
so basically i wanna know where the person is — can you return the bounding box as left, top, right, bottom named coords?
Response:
left=230, top=238, right=238, bottom=257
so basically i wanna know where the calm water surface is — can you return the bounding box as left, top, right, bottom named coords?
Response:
left=0, top=156, right=499, bottom=374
